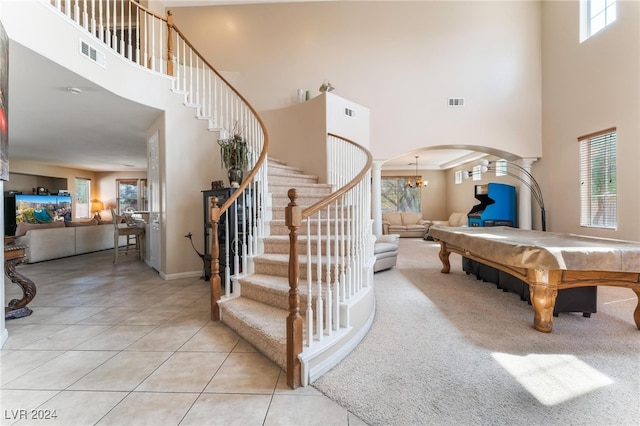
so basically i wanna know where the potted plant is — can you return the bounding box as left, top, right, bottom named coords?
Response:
left=218, top=124, right=249, bottom=187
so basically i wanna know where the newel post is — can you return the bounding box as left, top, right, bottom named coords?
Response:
left=285, top=189, right=303, bottom=388
left=166, top=10, right=174, bottom=77
left=210, top=197, right=221, bottom=321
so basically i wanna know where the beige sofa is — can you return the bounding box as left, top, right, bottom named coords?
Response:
left=382, top=212, right=431, bottom=237
left=14, top=221, right=116, bottom=263
left=431, top=212, right=468, bottom=227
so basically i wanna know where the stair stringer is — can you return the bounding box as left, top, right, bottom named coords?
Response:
left=300, top=285, right=375, bottom=385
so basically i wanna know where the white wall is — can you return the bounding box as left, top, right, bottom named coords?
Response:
left=169, top=1, right=542, bottom=163
left=261, top=92, right=370, bottom=183
left=541, top=1, right=640, bottom=240
left=261, top=94, right=328, bottom=182
left=2, top=1, right=224, bottom=277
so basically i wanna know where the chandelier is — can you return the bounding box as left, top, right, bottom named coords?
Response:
left=406, top=156, right=427, bottom=188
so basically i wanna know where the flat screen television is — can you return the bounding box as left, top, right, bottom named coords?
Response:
left=4, top=194, right=72, bottom=235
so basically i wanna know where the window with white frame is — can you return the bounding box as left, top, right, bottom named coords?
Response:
left=472, top=165, right=482, bottom=181
left=117, top=179, right=148, bottom=214
left=75, top=177, right=91, bottom=219
left=455, top=170, right=463, bottom=184
left=580, top=0, right=617, bottom=42
left=579, top=128, right=617, bottom=229
left=381, top=177, right=421, bottom=213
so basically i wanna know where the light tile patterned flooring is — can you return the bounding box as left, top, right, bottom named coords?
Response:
left=1, top=250, right=365, bottom=426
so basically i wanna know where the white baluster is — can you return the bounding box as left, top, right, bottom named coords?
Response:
left=98, top=0, right=104, bottom=42
left=305, top=219, right=313, bottom=347
left=127, top=0, right=132, bottom=60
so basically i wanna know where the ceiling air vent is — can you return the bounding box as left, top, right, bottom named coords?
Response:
left=448, top=97, right=465, bottom=107
left=344, top=107, right=356, bottom=118
left=80, top=40, right=106, bottom=68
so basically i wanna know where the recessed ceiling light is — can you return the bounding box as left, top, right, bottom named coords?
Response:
left=67, top=87, right=82, bottom=95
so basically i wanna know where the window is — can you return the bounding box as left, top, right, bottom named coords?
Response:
left=495, top=160, right=508, bottom=177
left=472, top=165, right=482, bottom=181
left=75, top=177, right=91, bottom=219
left=579, top=129, right=617, bottom=229
left=117, top=179, right=147, bottom=214
left=580, top=0, right=617, bottom=42
left=455, top=170, right=463, bottom=184
left=381, top=177, right=421, bottom=213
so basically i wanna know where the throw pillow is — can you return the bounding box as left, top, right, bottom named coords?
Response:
left=14, top=221, right=65, bottom=237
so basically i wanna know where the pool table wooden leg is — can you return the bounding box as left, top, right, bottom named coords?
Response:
left=632, top=288, right=640, bottom=330
left=438, top=242, right=451, bottom=274
left=528, top=269, right=560, bottom=333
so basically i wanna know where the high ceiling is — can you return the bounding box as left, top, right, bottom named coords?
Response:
left=6, top=0, right=480, bottom=174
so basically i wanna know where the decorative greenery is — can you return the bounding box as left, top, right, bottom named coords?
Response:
left=218, top=123, right=249, bottom=170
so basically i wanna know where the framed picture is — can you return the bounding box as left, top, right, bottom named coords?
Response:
left=0, top=21, right=8, bottom=181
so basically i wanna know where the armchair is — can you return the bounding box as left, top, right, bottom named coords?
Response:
left=374, top=234, right=400, bottom=272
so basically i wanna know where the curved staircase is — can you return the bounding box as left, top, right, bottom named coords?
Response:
left=219, top=158, right=335, bottom=371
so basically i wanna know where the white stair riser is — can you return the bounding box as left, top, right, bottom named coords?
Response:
left=269, top=175, right=318, bottom=185
left=270, top=218, right=353, bottom=235
left=269, top=185, right=333, bottom=197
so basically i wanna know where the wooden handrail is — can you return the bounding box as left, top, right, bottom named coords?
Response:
left=301, top=133, right=373, bottom=219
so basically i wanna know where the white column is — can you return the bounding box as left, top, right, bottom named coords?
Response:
left=371, top=161, right=383, bottom=236
left=516, top=158, right=536, bottom=230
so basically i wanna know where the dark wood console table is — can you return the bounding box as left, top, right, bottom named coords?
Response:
left=4, top=236, right=36, bottom=319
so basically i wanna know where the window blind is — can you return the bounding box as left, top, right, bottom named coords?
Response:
left=579, top=129, right=617, bottom=229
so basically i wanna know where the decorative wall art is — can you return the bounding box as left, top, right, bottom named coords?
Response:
left=0, top=21, right=8, bottom=181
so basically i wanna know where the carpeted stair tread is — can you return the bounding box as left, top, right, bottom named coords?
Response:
left=267, top=157, right=287, bottom=166
left=270, top=182, right=332, bottom=191
left=269, top=183, right=333, bottom=197
left=264, top=234, right=348, bottom=255
left=255, top=252, right=339, bottom=264
left=220, top=297, right=288, bottom=369
left=216, top=155, right=342, bottom=373
left=269, top=173, right=319, bottom=184
left=268, top=161, right=305, bottom=174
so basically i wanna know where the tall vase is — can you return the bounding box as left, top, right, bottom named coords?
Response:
left=227, top=167, right=243, bottom=188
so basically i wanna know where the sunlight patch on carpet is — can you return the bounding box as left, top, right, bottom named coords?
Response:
left=492, top=352, right=614, bottom=405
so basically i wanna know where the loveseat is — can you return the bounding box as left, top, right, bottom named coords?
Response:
left=381, top=212, right=431, bottom=237
left=14, top=220, right=116, bottom=263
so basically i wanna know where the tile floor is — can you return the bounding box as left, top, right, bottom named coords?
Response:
left=1, top=250, right=365, bottom=426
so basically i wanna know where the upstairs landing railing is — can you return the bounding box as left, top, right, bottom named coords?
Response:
left=286, top=133, right=372, bottom=388
left=44, top=0, right=270, bottom=317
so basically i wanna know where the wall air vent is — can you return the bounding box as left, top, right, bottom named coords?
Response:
left=344, top=107, right=356, bottom=118
left=448, top=97, right=465, bottom=107
left=80, top=40, right=106, bottom=68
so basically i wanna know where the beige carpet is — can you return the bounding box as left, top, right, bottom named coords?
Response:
left=313, top=238, right=640, bottom=426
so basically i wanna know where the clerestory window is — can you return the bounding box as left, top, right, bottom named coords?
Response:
left=580, top=0, right=617, bottom=42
